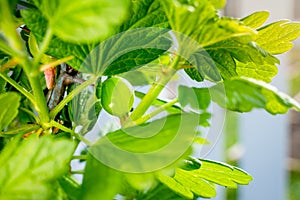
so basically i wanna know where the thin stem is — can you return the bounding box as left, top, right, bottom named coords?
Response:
left=72, top=155, right=88, bottom=160
left=129, top=56, right=180, bottom=122
left=40, top=55, right=74, bottom=71
left=33, top=28, right=53, bottom=66
left=50, top=76, right=98, bottom=119
left=0, top=72, right=35, bottom=102
left=125, top=98, right=179, bottom=127
left=0, top=124, right=40, bottom=137
left=49, top=120, right=93, bottom=146
left=71, top=170, right=85, bottom=175
left=26, top=65, right=50, bottom=127
left=49, top=120, right=74, bottom=134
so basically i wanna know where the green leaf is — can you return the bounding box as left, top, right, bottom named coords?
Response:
left=180, top=157, right=202, bottom=171
left=81, top=28, right=171, bottom=75
left=31, top=0, right=130, bottom=42
left=256, top=20, right=300, bottom=54
left=22, top=9, right=171, bottom=75
left=195, top=159, right=252, bottom=187
left=241, top=11, right=270, bottom=29
left=178, top=85, right=211, bottom=111
left=0, top=135, right=76, bottom=199
left=0, top=0, right=22, bottom=52
left=81, top=154, right=122, bottom=200
left=89, top=113, right=198, bottom=173
left=174, top=168, right=216, bottom=198
left=184, top=68, right=204, bottom=82
left=163, top=0, right=255, bottom=48
left=157, top=158, right=252, bottom=199
left=70, top=77, right=101, bottom=134
left=21, top=9, right=92, bottom=70
left=188, top=50, right=223, bottom=81
left=211, top=77, right=300, bottom=114
left=58, top=174, right=81, bottom=200
left=235, top=60, right=278, bottom=83
left=203, top=39, right=279, bottom=81
left=156, top=173, right=194, bottom=199
left=103, top=48, right=169, bottom=76
left=0, top=92, right=21, bottom=131
left=119, top=0, right=169, bottom=31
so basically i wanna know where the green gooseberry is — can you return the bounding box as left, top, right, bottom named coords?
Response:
left=101, top=77, right=134, bottom=117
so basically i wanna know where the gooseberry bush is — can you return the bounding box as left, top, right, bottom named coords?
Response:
left=1, top=0, right=300, bottom=199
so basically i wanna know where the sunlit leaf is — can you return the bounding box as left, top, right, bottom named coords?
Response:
left=162, top=0, right=255, bottom=48
left=241, top=11, right=270, bottom=29
left=157, top=158, right=252, bottom=199
left=0, top=135, right=75, bottom=199
left=211, top=77, right=300, bottom=114
left=156, top=173, right=194, bottom=199
left=89, top=113, right=198, bottom=173
left=256, top=20, right=300, bottom=54
left=32, top=0, right=130, bottom=42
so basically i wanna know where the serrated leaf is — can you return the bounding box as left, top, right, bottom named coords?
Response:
left=89, top=113, right=198, bottom=173
left=119, top=0, right=169, bottom=31
left=256, top=20, right=300, bottom=54
left=175, top=168, right=216, bottom=198
left=31, top=0, right=129, bottom=42
left=163, top=0, right=255, bottom=48
left=235, top=60, right=278, bottom=83
left=81, top=154, right=121, bottom=200
left=241, top=11, right=270, bottom=29
left=21, top=9, right=91, bottom=70
left=185, top=37, right=279, bottom=82
left=0, top=135, right=75, bottom=199
left=0, top=92, right=21, bottom=131
left=158, top=158, right=252, bottom=199
left=211, top=77, right=300, bottom=114
left=195, top=159, right=252, bottom=188
left=103, top=48, right=169, bottom=76
left=156, top=173, right=194, bottom=199
left=22, top=9, right=171, bottom=75
left=201, top=39, right=279, bottom=81
left=81, top=27, right=171, bottom=75
left=187, top=49, right=222, bottom=81
left=178, top=85, right=211, bottom=111
left=184, top=68, right=204, bottom=82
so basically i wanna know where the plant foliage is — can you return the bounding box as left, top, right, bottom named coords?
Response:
left=0, top=0, right=300, bottom=199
